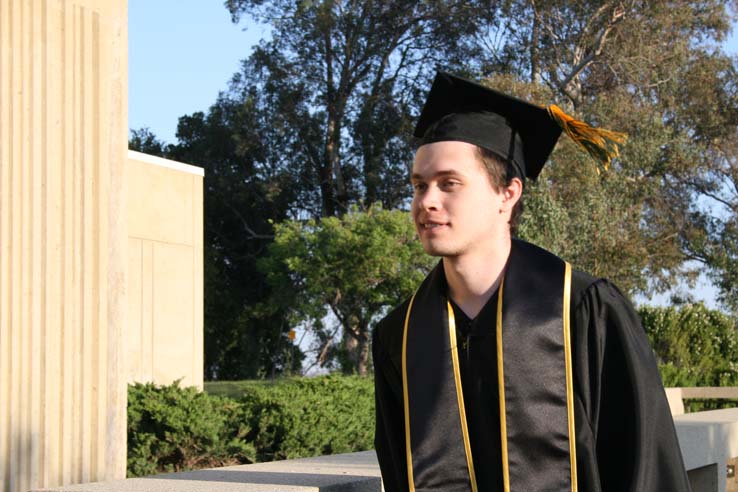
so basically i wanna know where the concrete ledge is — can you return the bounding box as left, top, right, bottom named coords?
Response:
left=666, top=386, right=738, bottom=416
left=128, top=149, right=205, bottom=176
left=682, top=387, right=738, bottom=400
left=675, top=408, right=738, bottom=492
left=33, top=451, right=382, bottom=492
left=35, top=407, right=738, bottom=492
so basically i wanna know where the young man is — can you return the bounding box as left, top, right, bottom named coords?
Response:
left=372, top=72, right=691, bottom=491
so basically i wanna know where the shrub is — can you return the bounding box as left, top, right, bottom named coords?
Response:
left=640, top=303, right=738, bottom=387
left=127, top=375, right=375, bottom=476
left=236, top=375, right=375, bottom=461
left=127, top=381, right=255, bottom=477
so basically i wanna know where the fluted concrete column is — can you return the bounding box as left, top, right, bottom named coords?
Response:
left=0, top=1, right=128, bottom=491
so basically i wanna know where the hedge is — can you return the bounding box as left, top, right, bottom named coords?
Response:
left=639, top=303, right=738, bottom=387
left=128, top=375, right=374, bottom=476
left=127, top=381, right=255, bottom=477
left=640, top=303, right=738, bottom=411
left=222, top=375, right=374, bottom=461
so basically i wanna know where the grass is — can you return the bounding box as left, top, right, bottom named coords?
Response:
left=204, top=378, right=296, bottom=399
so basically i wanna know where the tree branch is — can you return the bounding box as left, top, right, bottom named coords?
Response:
left=224, top=201, right=274, bottom=239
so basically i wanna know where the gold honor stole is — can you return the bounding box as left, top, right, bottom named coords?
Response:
left=402, top=240, right=576, bottom=492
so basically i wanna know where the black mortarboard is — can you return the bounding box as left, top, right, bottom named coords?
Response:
left=414, top=71, right=627, bottom=180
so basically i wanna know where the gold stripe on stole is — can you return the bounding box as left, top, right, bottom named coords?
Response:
left=563, top=262, right=578, bottom=492
left=447, top=301, right=479, bottom=492
left=402, top=293, right=417, bottom=492
left=495, top=277, right=510, bottom=492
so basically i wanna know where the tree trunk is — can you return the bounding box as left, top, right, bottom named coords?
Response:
left=356, top=332, right=369, bottom=376
left=321, top=116, right=338, bottom=217
left=530, top=1, right=541, bottom=84
left=343, top=320, right=369, bottom=376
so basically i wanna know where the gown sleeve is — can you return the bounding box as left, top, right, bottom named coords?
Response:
left=372, top=324, right=410, bottom=492
left=572, top=277, right=692, bottom=492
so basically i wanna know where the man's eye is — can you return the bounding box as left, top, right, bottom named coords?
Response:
left=442, top=180, right=460, bottom=189
left=413, top=183, right=427, bottom=192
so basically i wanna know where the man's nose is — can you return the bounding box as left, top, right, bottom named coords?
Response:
left=419, top=185, right=441, bottom=210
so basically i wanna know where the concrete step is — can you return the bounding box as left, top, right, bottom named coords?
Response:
left=32, top=451, right=382, bottom=492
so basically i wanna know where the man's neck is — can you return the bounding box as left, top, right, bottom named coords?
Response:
left=443, top=239, right=511, bottom=319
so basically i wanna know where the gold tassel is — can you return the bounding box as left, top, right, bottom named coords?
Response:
left=547, top=104, right=627, bottom=173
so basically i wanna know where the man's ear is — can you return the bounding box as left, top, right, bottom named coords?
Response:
left=500, top=177, right=523, bottom=213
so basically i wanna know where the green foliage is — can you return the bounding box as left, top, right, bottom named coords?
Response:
left=229, top=376, right=375, bottom=461
left=127, top=381, right=255, bottom=477
left=640, top=303, right=738, bottom=387
left=517, top=176, right=569, bottom=258
left=261, top=205, right=435, bottom=374
left=129, top=127, right=168, bottom=156
left=127, top=377, right=375, bottom=476
left=204, top=379, right=280, bottom=398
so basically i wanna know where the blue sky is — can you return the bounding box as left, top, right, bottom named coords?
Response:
left=128, top=0, right=267, bottom=143
left=129, top=1, right=736, bottom=308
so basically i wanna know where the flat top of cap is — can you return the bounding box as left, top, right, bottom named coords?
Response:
left=413, top=71, right=562, bottom=180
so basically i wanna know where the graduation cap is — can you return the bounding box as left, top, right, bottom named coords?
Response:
left=414, top=71, right=627, bottom=180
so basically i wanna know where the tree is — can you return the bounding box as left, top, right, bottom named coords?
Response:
left=129, top=127, right=168, bottom=156
left=225, top=0, right=502, bottom=216
left=260, top=205, right=435, bottom=375
left=474, top=1, right=738, bottom=302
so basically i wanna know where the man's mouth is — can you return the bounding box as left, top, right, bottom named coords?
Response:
left=420, top=221, right=447, bottom=230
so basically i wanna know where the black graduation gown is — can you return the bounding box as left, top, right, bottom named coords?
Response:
left=372, top=265, right=692, bottom=492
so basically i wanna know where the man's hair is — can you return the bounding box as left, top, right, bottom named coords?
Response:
left=474, top=146, right=524, bottom=234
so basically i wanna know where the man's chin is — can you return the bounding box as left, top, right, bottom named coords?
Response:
left=421, top=243, right=459, bottom=258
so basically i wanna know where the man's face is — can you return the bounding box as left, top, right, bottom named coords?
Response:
left=411, top=141, right=509, bottom=258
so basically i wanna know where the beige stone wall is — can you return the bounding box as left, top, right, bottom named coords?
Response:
left=126, top=150, right=204, bottom=389
left=0, top=1, right=128, bottom=491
